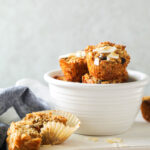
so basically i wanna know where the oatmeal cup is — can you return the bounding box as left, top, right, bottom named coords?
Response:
left=86, top=41, right=130, bottom=80
left=82, top=70, right=128, bottom=84
left=59, top=50, right=88, bottom=82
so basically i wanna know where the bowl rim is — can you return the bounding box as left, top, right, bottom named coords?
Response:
left=44, top=69, right=149, bottom=89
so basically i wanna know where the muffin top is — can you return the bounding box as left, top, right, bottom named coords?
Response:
left=7, top=120, right=41, bottom=138
left=85, top=41, right=130, bottom=66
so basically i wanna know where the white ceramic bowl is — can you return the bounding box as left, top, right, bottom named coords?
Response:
left=44, top=70, right=149, bottom=135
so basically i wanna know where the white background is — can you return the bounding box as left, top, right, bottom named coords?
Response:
left=0, top=0, right=150, bottom=94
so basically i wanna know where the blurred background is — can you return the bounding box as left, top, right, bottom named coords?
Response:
left=0, top=0, right=150, bottom=94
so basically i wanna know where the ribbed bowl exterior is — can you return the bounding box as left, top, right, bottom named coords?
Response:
left=44, top=70, right=149, bottom=135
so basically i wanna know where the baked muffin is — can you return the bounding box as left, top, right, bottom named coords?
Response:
left=7, top=120, right=41, bottom=150
left=23, top=111, right=69, bottom=145
left=59, top=50, right=88, bottom=82
left=141, top=96, right=150, bottom=122
left=85, top=41, right=130, bottom=80
left=7, top=110, right=80, bottom=149
left=23, top=111, right=67, bottom=129
left=82, top=70, right=128, bottom=84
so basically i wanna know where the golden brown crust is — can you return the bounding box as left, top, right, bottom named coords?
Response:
left=7, top=134, right=41, bottom=150
left=59, top=56, right=88, bottom=82
left=85, top=41, right=126, bottom=52
left=82, top=71, right=128, bottom=84
left=84, top=45, right=96, bottom=52
left=7, top=121, right=41, bottom=150
left=96, top=41, right=126, bottom=50
left=86, top=57, right=127, bottom=80
left=141, top=96, right=150, bottom=122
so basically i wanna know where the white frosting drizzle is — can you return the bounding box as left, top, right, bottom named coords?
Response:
left=99, top=53, right=103, bottom=58
left=59, top=50, right=85, bottom=59
left=76, top=51, right=86, bottom=57
left=59, top=53, right=75, bottom=59
left=93, top=46, right=119, bottom=62
left=93, top=46, right=116, bottom=53
left=107, top=53, right=119, bottom=60
left=94, top=57, right=99, bottom=66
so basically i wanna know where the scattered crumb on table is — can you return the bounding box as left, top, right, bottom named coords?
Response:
left=88, top=137, right=99, bottom=142
left=106, top=138, right=126, bottom=147
left=106, top=138, right=123, bottom=144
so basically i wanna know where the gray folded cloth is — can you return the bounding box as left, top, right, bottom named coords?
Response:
left=0, top=86, right=50, bottom=149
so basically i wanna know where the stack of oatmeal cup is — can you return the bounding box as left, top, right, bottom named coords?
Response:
left=58, top=41, right=130, bottom=84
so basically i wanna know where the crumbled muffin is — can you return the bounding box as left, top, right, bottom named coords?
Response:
left=7, top=120, right=41, bottom=150
left=141, top=96, right=150, bottom=122
left=23, top=111, right=67, bottom=126
left=85, top=41, right=130, bottom=80
left=59, top=50, right=88, bottom=82
left=7, top=111, right=68, bottom=150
